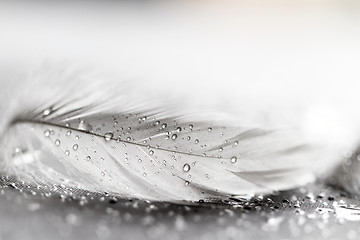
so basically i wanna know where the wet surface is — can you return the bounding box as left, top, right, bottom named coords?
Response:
left=1, top=177, right=360, bottom=240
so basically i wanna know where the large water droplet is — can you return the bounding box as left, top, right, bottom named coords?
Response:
left=171, top=134, right=177, bottom=140
left=65, top=150, right=70, bottom=156
left=104, top=132, right=113, bottom=141
left=73, top=144, right=78, bottom=151
left=78, top=120, right=92, bottom=132
left=55, top=139, right=60, bottom=146
left=231, top=156, right=237, bottom=163
left=183, top=164, right=190, bottom=172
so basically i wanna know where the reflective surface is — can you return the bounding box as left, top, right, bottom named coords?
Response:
left=1, top=177, right=359, bottom=240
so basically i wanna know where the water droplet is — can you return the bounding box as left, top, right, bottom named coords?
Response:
left=161, top=123, right=167, bottom=129
left=189, top=124, right=193, bottom=130
left=187, top=136, right=191, bottom=141
left=195, top=139, right=199, bottom=144
left=44, top=130, right=50, bottom=137
left=104, top=132, right=113, bottom=141
left=234, top=141, right=238, bottom=146
left=208, top=127, right=212, bottom=132
left=55, top=139, right=60, bottom=146
left=149, top=150, right=154, bottom=155
left=126, top=136, right=132, bottom=141
left=183, top=164, right=190, bottom=172
left=43, top=107, right=52, bottom=117
left=65, top=150, right=70, bottom=156
left=219, top=147, right=223, bottom=152
left=155, top=121, right=160, bottom=125
left=66, top=130, right=72, bottom=136
left=231, top=156, right=237, bottom=163
left=171, top=134, right=177, bottom=140
left=73, top=144, right=78, bottom=151
left=13, top=147, right=22, bottom=155
left=86, top=156, right=91, bottom=161
left=185, top=181, right=189, bottom=186
left=78, top=120, right=92, bottom=132
left=176, top=127, right=182, bottom=132
left=143, top=173, right=147, bottom=177
left=101, top=171, right=105, bottom=176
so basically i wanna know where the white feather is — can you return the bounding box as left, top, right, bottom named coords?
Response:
left=1, top=2, right=360, bottom=202
left=0, top=67, right=348, bottom=203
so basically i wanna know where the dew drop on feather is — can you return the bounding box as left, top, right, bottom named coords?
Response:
left=44, top=130, right=50, bottom=137
left=42, top=107, right=52, bottom=117
left=183, top=164, right=190, bottom=172
left=104, top=132, right=113, bottom=141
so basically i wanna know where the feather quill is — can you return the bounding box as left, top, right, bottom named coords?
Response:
left=0, top=67, right=347, bottom=203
